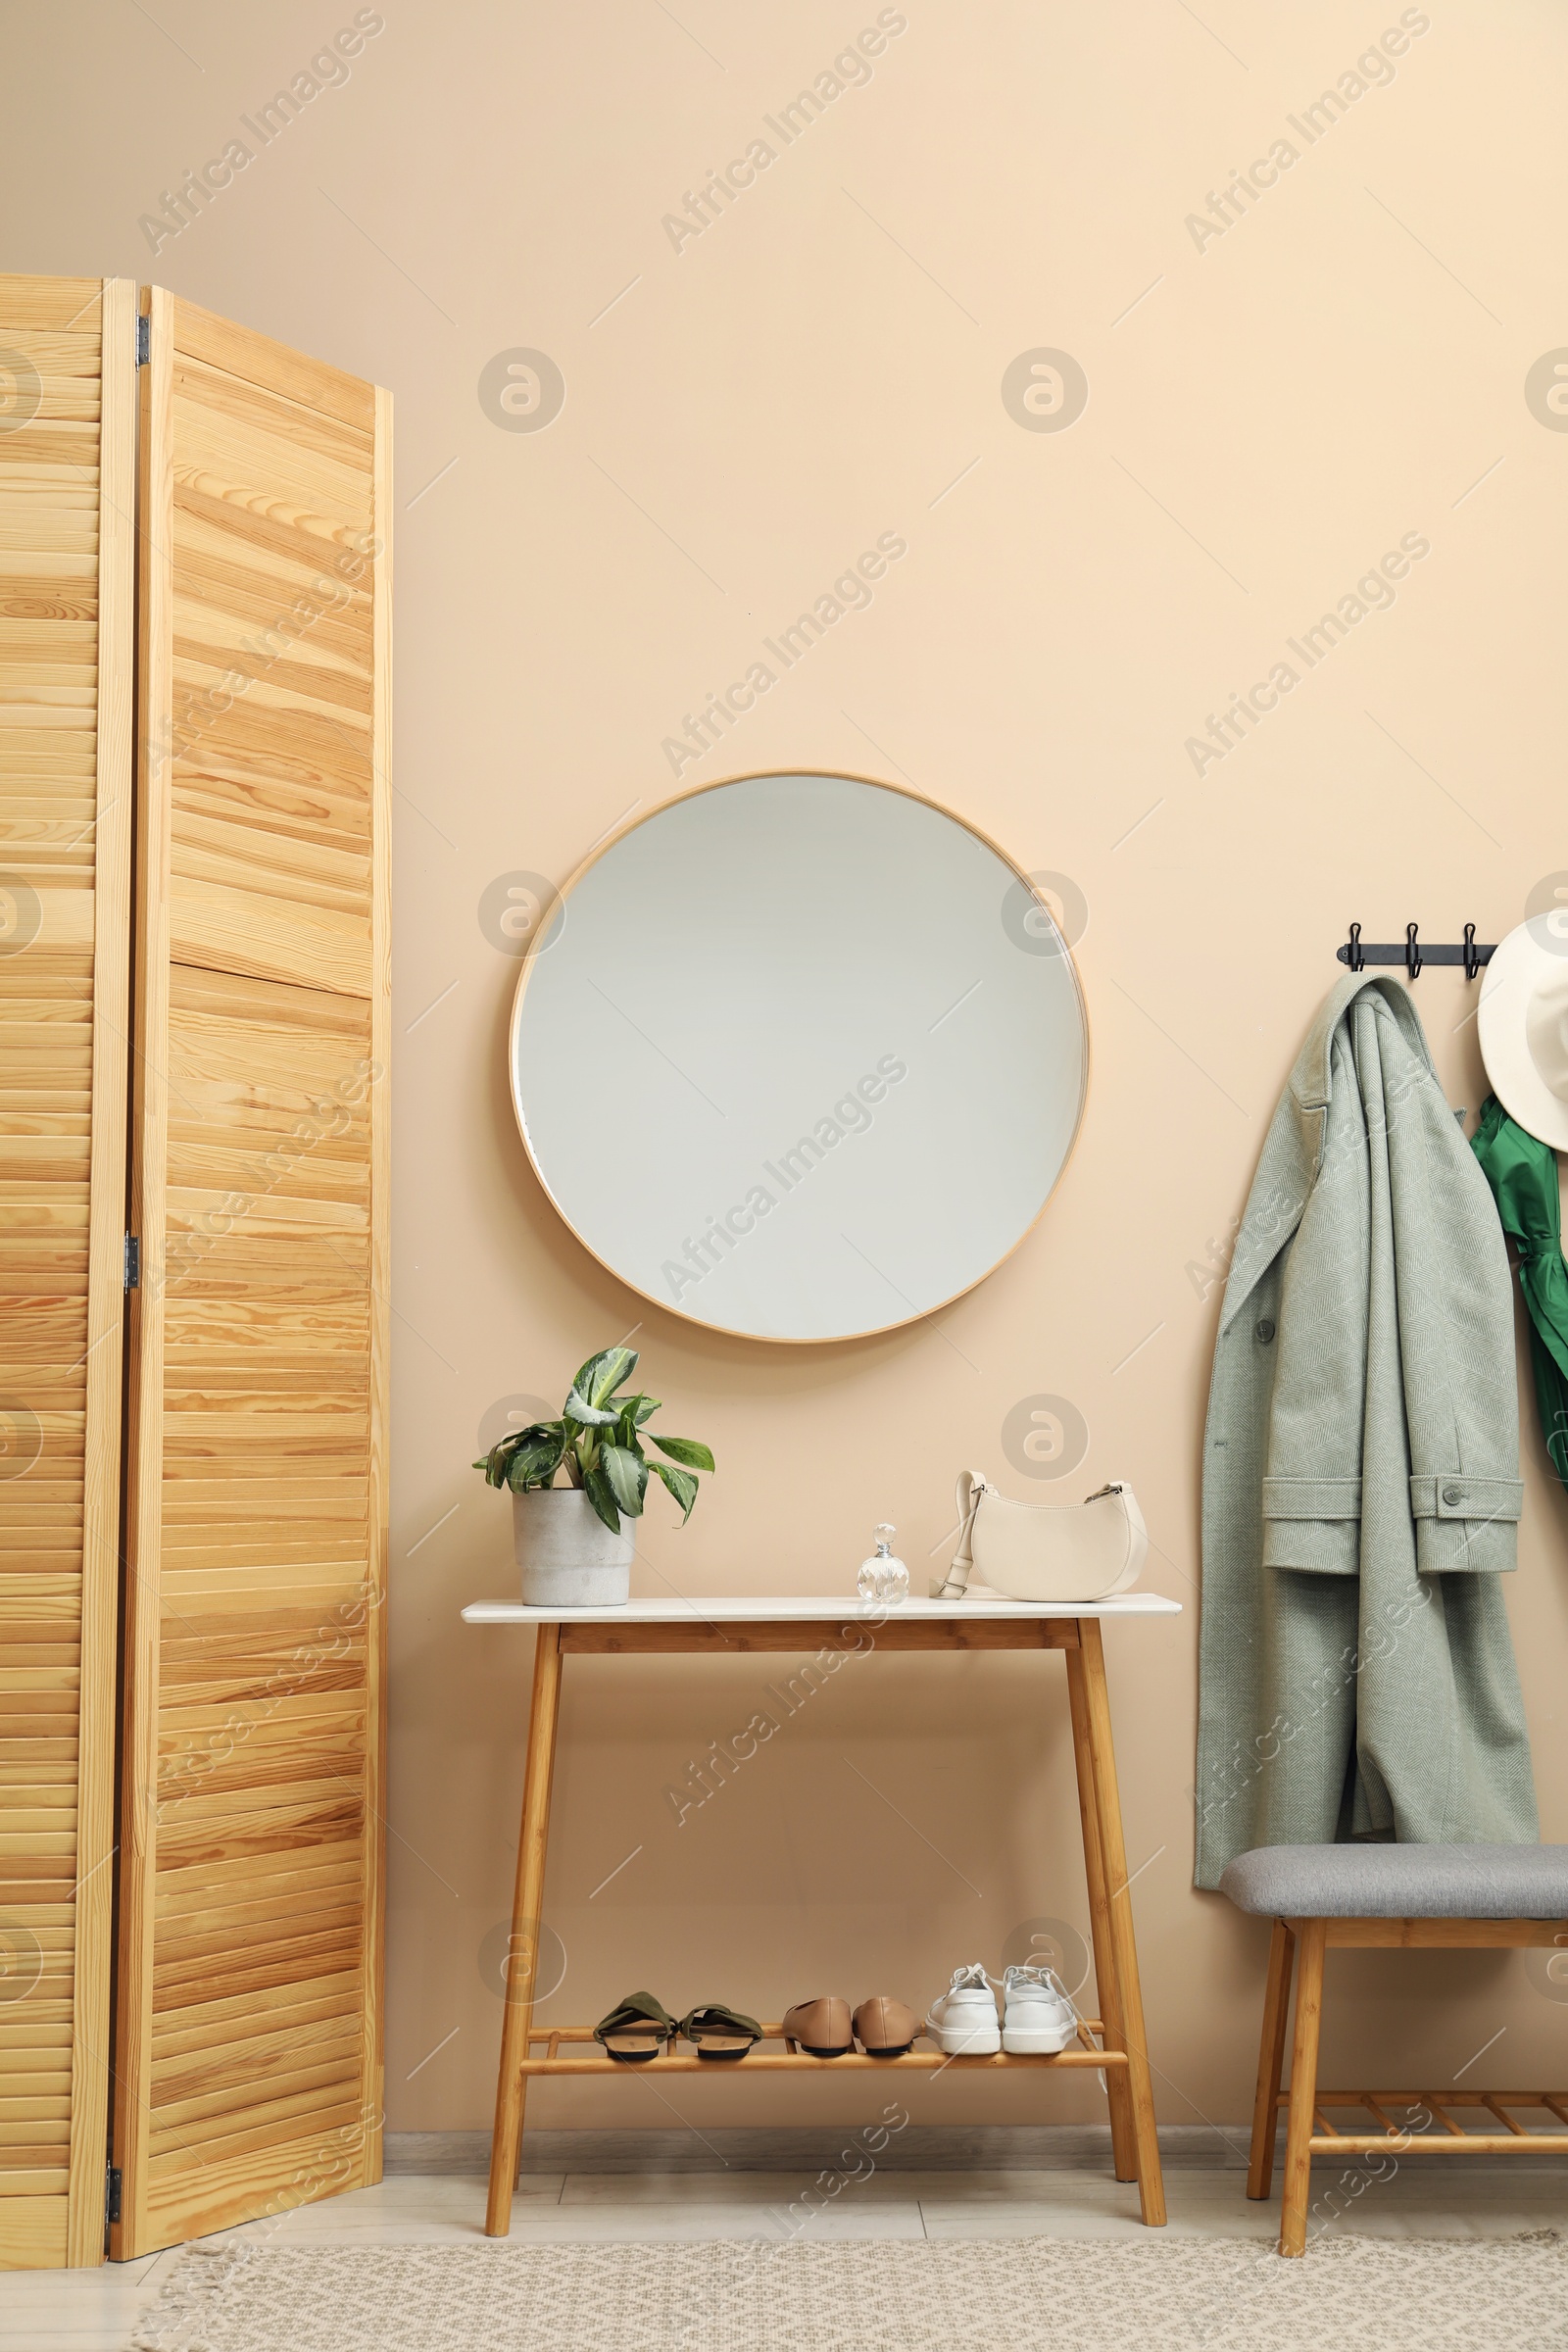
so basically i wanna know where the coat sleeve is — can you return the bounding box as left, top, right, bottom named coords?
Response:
left=1387, top=1030, right=1524, bottom=1572
left=1259, top=1031, right=1371, bottom=1574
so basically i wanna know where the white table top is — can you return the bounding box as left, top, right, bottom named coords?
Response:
left=463, top=1592, right=1182, bottom=1625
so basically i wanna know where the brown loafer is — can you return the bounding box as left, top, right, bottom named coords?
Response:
left=854, top=1995, right=918, bottom=2056
left=782, top=1996, right=853, bottom=2057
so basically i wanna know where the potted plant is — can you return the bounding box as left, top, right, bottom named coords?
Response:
left=474, top=1347, right=714, bottom=1606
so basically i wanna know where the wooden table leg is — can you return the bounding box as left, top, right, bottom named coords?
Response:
left=1074, top=1617, right=1166, bottom=2227
left=1279, top=1917, right=1325, bottom=2258
left=1247, top=1919, right=1295, bottom=2200
left=485, top=1622, right=564, bottom=2237
left=1066, top=1643, right=1138, bottom=2182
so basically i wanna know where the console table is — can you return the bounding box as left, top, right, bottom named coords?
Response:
left=462, top=1592, right=1180, bottom=2237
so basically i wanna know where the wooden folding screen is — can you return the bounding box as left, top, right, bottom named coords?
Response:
left=0, top=275, right=135, bottom=2270
left=112, top=292, right=389, bottom=2257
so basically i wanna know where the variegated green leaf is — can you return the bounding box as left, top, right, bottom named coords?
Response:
left=652, top=1459, right=699, bottom=1523
left=477, top=1422, right=561, bottom=1488
left=600, top=1443, right=648, bottom=1516
left=570, top=1347, right=640, bottom=1410
left=582, top=1461, right=624, bottom=1534
left=564, top=1390, right=617, bottom=1427
left=504, top=1429, right=567, bottom=1491
left=650, top=1434, right=714, bottom=1473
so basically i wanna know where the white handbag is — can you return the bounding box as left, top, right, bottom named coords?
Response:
left=932, top=1471, right=1148, bottom=1604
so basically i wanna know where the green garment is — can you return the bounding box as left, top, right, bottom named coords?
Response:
left=1472, top=1096, right=1568, bottom=1490
left=1195, top=976, right=1537, bottom=1888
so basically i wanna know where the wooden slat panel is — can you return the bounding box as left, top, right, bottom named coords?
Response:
left=171, top=374, right=373, bottom=524
left=172, top=298, right=375, bottom=438
left=0, top=277, right=132, bottom=2273
left=168, top=877, right=371, bottom=998
left=148, top=1968, right=361, bottom=2051
left=140, top=2112, right=375, bottom=2248
left=0, top=279, right=100, bottom=333
left=0, top=2196, right=69, bottom=2266
left=0, top=335, right=103, bottom=381
left=114, top=289, right=387, bottom=2260
left=152, top=1871, right=366, bottom=1944
left=0, top=893, right=93, bottom=953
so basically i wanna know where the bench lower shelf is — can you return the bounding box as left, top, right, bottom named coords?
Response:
left=1277, top=2086, right=1568, bottom=2158
left=518, top=2024, right=1126, bottom=2076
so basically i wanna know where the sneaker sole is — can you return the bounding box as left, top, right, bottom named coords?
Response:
left=925, top=2022, right=1002, bottom=2055
left=1001, top=2024, right=1074, bottom=2054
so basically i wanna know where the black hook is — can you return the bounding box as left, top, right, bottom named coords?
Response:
left=1463, top=920, right=1480, bottom=981
left=1404, top=921, right=1422, bottom=981
left=1348, top=921, right=1364, bottom=972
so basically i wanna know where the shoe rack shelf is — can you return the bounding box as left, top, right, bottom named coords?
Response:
left=463, top=1594, right=1181, bottom=2237
left=516, top=2023, right=1130, bottom=2076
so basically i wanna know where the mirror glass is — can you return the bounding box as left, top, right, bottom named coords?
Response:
left=510, top=773, right=1087, bottom=1343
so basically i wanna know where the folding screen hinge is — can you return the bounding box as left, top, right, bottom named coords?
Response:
left=106, top=2165, right=122, bottom=2225
left=123, top=1234, right=140, bottom=1291
left=136, top=315, right=150, bottom=366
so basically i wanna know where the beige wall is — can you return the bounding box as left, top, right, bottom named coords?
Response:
left=6, top=0, right=1567, bottom=2139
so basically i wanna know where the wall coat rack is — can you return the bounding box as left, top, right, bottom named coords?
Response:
left=1337, top=922, right=1495, bottom=982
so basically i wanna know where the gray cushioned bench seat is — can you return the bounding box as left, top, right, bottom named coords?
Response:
left=1219, top=1842, right=1568, bottom=1918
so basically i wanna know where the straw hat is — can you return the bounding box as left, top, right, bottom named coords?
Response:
left=1477, top=916, right=1568, bottom=1151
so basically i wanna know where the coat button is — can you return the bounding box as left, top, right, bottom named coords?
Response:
left=1255, top=1318, right=1276, bottom=1344
left=1443, top=1484, right=1463, bottom=1506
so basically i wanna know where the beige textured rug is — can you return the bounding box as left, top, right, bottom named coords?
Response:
left=131, top=2231, right=1568, bottom=2350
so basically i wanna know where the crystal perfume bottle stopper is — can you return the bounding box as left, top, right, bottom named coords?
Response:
left=858, top=1522, right=909, bottom=1603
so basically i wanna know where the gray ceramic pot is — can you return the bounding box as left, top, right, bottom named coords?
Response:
left=513, top=1488, right=632, bottom=1606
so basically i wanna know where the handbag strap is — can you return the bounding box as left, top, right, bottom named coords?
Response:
left=931, top=1469, right=989, bottom=1599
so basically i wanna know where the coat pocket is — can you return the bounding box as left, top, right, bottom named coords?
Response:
left=1408, top=1475, right=1524, bottom=1571
left=1260, top=1475, right=1362, bottom=1573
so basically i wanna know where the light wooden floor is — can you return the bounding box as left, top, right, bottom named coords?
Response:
left=5, top=2166, right=1564, bottom=2348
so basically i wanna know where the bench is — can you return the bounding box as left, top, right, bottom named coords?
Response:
left=1220, top=1842, right=1568, bottom=2256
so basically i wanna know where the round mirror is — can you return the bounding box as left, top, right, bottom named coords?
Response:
left=510, top=773, right=1087, bottom=1343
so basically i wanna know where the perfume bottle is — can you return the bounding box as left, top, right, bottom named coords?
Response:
left=858, top=1523, right=909, bottom=1604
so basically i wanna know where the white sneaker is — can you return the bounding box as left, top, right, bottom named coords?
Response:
left=924, top=1962, right=1001, bottom=2055
left=1001, top=1963, right=1077, bottom=2054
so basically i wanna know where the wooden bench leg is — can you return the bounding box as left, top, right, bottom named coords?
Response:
left=485, top=1623, right=563, bottom=2238
left=1066, top=1642, right=1137, bottom=2182
left=1279, top=1917, right=1326, bottom=2257
left=1075, top=1619, right=1166, bottom=2227
left=1247, top=1919, right=1295, bottom=2199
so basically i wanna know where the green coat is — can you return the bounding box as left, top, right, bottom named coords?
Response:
left=1472, top=1096, right=1568, bottom=1491
left=1194, top=975, right=1537, bottom=1889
